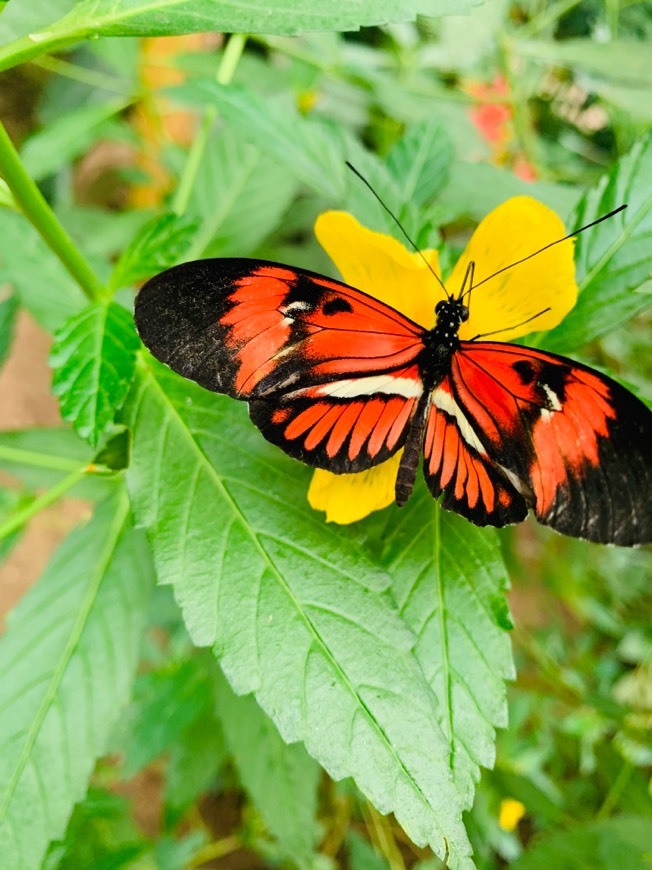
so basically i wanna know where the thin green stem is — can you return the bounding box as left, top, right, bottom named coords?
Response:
left=173, top=33, right=247, bottom=217
left=0, top=121, right=104, bottom=302
left=0, top=466, right=87, bottom=543
left=32, top=55, right=128, bottom=95
left=0, top=444, right=83, bottom=473
left=596, top=759, right=633, bottom=819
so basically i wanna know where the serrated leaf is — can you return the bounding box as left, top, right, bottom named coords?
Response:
left=0, top=0, right=482, bottom=72
left=125, top=359, right=473, bottom=868
left=215, top=667, right=321, bottom=865
left=21, top=99, right=129, bottom=183
left=542, top=134, right=652, bottom=353
left=377, top=490, right=514, bottom=807
left=0, top=491, right=153, bottom=870
left=0, top=210, right=86, bottom=333
left=51, top=301, right=140, bottom=447
left=386, top=119, right=454, bottom=208
left=0, top=286, right=18, bottom=368
left=185, top=127, right=298, bottom=259
left=109, top=213, right=198, bottom=293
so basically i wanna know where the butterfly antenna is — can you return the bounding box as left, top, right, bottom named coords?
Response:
left=462, top=203, right=627, bottom=296
left=345, top=161, right=449, bottom=299
left=469, top=307, right=551, bottom=341
left=459, top=260, right=475, bottom=311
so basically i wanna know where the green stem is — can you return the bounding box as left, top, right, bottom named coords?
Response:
left=173, top=33, right=247, bottom=217
left=0, top=121, right=104, bottom=301
left=0, top=466, right=87, bottom=543
left=0, top=444, right=83, bottom=473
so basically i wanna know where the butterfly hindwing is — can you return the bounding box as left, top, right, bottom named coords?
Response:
left=250, top=390, right=420, bottom=473
left=447, top=342, right=652, bottom=545
left=134, top=258, right=425, bottom=400
left=423, top=378, right=529, bottom=527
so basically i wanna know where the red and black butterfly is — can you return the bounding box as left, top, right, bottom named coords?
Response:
left=134, top=248, right=651, bottom=547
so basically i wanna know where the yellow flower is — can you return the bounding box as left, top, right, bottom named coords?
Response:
left=498, top=797, right=526, bottom=831
left=308, top=198, right=578, bottom=524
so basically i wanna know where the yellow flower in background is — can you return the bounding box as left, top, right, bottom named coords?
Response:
left=498, top=797, right=526, bottom=832
left=308, top=198, right=578, bottom=524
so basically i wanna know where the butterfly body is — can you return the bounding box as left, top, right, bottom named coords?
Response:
left=135, top=257, right=652, bottom=546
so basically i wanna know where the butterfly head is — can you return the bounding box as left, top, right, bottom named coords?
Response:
left=435, top=297, right=469, bottom=330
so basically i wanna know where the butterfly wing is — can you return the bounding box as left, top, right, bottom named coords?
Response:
left=135, top=258, right=426, bottom=471
left=438, top=341, right=652, bottom=545
left=423, top=376, right=529, bottom=527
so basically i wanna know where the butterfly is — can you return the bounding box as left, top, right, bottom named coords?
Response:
left=134, top=245, right=651, bottom=547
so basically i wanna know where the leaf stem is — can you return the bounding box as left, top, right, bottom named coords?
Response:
left=173, top=33, right=247, bottom=217
left=0, top=121, right=104, bottom=301
left=0, top=466, right=88, bottom=543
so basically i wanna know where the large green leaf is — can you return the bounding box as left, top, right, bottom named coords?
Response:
left=215, top=667, right=321, bottom=865
left=50, top=301, right=140, bottom=447
left=0, top=0, right=482, bottom=71
left=173, top=82, right=417, bottom=238
left=542, top=134, right=652, bottom=353
left=0, top=210, right=86, bottom=333
left=0, top=491, right=153, bottom=869
left=125, top=359, right=473, bottom=868
left=377, top=492, right=514, bottom=807
left=185, top=127, right=298, bottom=260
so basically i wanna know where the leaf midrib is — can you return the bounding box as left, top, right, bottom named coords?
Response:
left=0, top=491, right=130, bottom=822
left=140, top=364, right=447, bottom=835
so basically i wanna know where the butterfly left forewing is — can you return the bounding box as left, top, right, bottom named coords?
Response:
left=449, top=342, right=652, bottom=545
left=135, top=258, right=425, bottom=400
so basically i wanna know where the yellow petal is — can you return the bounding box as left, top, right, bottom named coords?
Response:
left=498, top=798, right=526, bottom=832
left=450, top=197, right=577, bottom=342
left=315, top=211, right=441, bottom=328
left=308, top=452, right=402, bottom=524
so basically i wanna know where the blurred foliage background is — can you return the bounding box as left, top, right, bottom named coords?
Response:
left=0, top=0, right=651, bottom=868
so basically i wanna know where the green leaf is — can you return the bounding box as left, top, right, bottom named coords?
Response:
left=185, top=127, right=298, bottom=260
left=165, top=704, right=226, bottom=814
left=108, top=213, right=198, bottom=293
left=215, top=667, right=321, bottom=865
left=0, top=0, right=74, bottom=43
left=543, top=134, right=652, bottom=353
left=50, top=301, right=140, bottom=447
left=21, top=99, right=129, bottom=183
left=517, top=38, right=652, bottom=86
left=386, top=119, right=454, bottom=209
left=0, top=487, right=33, bottom=560
left=0, top=286, right=18, bottom=368
left=0, top=0, right=482, bottom=71
left=511, top=816, right=652, bottom=870
left=0, top=210, right=86, bottom=333
left=122, top=658, right=215, bottom=775
left=0, top=491, right=153, bottom=870
left=347, top=831, right=391, bottom=870
left=174, top=81, right=415, bottom=238
left=125, top=359, right=473, bottom=868
left=377, top=491, right=514, bottom=806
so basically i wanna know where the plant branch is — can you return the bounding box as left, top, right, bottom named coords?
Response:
left=0, top=467, right=87, bottom=543
left=0, top=121, right=104, bottom=302
left=173, top=33, right=247, bottom=217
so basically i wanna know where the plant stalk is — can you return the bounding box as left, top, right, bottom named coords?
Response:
left=0, top=121, right=104, bottom=302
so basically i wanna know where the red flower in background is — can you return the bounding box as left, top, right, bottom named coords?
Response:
left=467, top=75, right=537, bottom=181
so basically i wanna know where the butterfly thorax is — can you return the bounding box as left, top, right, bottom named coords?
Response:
left=420, top=298, right=469, bottom=388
